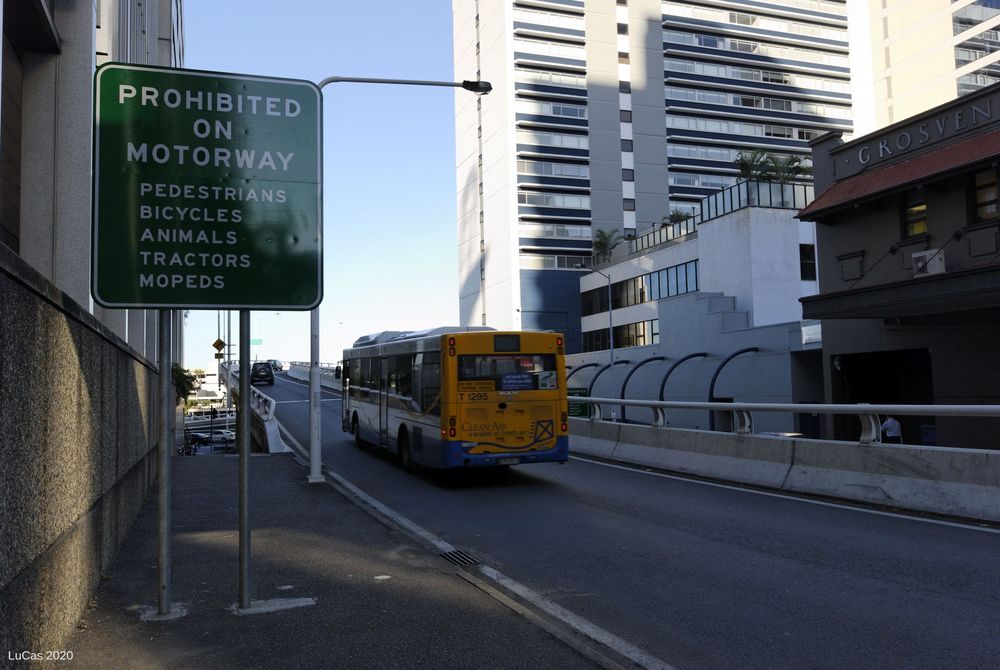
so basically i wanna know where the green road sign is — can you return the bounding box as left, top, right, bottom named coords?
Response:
left=567, top=387, right=590, bottom=418
left=250, top=338, right=263, bottom=345
left=92, top=64, right=322, bottom=309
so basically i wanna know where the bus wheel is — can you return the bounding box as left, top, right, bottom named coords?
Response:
left=352, top=415, right=363, bottom=449
left=398, top=430, right=414, bottom=472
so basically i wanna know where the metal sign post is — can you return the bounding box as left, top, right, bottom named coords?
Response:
left=308, top=307, right=323, bottom=483
left=239, top=310, right=252, bottom=609
left=92, top=63, right=322, bottom=617
left=157, top=310, right=173, bottom=616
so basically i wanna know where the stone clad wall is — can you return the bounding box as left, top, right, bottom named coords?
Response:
left=0, top=244, right=159, bottom=653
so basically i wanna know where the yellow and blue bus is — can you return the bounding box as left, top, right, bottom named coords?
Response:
left=341, top=328, right=569, bottom=470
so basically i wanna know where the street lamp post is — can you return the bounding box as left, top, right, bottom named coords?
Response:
left=307, top=74, right=492, bottom=483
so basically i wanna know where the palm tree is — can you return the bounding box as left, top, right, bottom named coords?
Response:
left=171, top=364, right=197, bottom=406
left=591, top=228, right=624, bottom=262
left=765, top=153, right=812, bottom=184
left=663, top=208, right=692, bottom=226
left=734, top=149, right=772, bottom=182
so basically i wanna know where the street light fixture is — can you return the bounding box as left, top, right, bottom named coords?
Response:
left=317, top=75, right=492, bottom=95
left=307, top=74, right=492, bottom=483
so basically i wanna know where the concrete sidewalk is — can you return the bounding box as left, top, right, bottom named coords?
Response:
left=66, top=454, right=599, bottom=669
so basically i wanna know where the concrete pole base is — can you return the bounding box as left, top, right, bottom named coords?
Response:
left=139, top=603, right=189, bottom=621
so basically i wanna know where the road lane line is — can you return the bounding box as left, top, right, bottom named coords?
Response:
left=275, top=374, right=342, bottom=396
left=276, top=421, right=672, bottom=670
left=571, top=455, right=1000, bottom=534
left=477, top=565, right=675, bottom=670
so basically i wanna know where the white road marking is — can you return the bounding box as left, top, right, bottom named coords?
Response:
left=276, top=421, right=672, bottom=670
left=570, top=455, right=1000, bottom=534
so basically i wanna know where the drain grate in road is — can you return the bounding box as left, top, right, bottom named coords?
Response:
left=321, top=464, right=336, bottom=475
left=440, top=550, right=480, bottom=567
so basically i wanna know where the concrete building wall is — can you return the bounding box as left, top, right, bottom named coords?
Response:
left=629, top=0, right=670, bottom=233
left=0, top=0, right=183, bottom=654
left=699, top=208, right=812, bottom=326
left=454, top=0, right=485, bottom=325
left=454, top=0, right=520, bottom=331
left=584, top=0, right=625, bottom=237
left=852, top=0, right=1000, bottom=133
left=19, top=0, right=96, bottom=314
left=863, top=0, right=963, bottom=129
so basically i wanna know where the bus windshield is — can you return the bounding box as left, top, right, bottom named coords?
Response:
left=457, top=354, right=559, bottom=391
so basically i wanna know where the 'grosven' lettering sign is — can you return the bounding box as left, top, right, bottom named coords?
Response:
left=92, top=64, right=322, bottom=309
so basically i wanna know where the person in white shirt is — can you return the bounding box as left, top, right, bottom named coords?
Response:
left=880, top=416, right=902, bottom=444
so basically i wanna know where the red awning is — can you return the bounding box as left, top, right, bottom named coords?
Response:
left=799, top=127, right=1000, bottom=220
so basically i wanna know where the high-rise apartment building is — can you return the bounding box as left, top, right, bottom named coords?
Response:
left=850, top=0, right=1000, bottom=135
left=453, top=0, right=852, bottom=353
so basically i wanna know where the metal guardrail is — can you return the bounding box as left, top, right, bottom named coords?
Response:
left=219, top=362, right=276, bottom=420
left=570, top=397, right=1000, bottom=445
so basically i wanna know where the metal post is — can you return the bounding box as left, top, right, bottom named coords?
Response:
left=227, top=310, right=233, bottom=408
left=239, top=310, right=251, bottom=609
left=217, top=310, right=221, bottom=396
left=606, top=273, right=614, bottom=368
left=308, top=307, right=323, bottom=483
left=157, top=309, right=172, bottom=616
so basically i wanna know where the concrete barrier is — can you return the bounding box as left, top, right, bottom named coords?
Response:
left=569, top=418, right=1000, bottom=522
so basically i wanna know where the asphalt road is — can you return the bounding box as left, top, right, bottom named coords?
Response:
left=265, top=372, right=1000, bottom=670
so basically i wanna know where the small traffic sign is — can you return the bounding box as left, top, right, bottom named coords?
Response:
left=214, top=353, right=224, bottom=359
left=212, top=338, right=225, bottom=352
left=250, top=338, right=263, bottom=346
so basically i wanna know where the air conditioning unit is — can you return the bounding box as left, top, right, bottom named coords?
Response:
left=912, top=249, right=945, bottom=277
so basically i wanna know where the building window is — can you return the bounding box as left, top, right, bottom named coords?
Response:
left=902, top=190, right=927, bottom=238
left=620, top=110, right=632, bottom=122
left=618, top=52, right=629, bottom=64
left=622, top=168, right=634, bottom=181
left=617, top=23, right=628, bottom=35
left=974, top=168, right=999, bottom=224
left=581, top=260, right=698, bottom=316
left=623, top=198, right=635, bottom=211
left=1, top=37, right=23, bottom=252
left=581, top=320, right=659, bottom=353
left=800, top=244, right=817, bottom=281
left=621, top=139, right=633, bottom=152
left=619, top=81, right=631, bottom=94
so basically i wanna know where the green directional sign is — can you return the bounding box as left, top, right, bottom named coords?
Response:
left=567, top=387, right=590, bottom=418
left=92, top=64, right=322, bottom=309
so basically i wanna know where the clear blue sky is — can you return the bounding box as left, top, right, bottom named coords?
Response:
left=182, top=1, right=464, bottom=372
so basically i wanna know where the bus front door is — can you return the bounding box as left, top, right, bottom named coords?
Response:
left=379, top=357, right=389, bottom=447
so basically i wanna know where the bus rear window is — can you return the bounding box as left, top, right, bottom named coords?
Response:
left=457, top=354, right=559, bottom=390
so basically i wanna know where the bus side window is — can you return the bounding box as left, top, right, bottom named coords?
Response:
left=347, top=359, right=359, bottom=396
left=420, top=352, right=441, bottom=416
left=394, top=354, right=413, bottom=398
left=367, top=356, right=380, bottom=390
left=359, top=357, right=371, bottom=391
